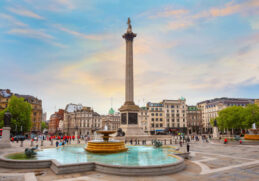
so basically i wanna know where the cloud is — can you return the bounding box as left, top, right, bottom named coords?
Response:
left=0, top=13, right=27, bottom=27
left=8, top=28, right=54, bottom=39
left=54, top=25, right=111, bottom=41
left=24, top=0, right=77, bottom=12
left=144, top=0, right=259, bottom=31
left=150, top=9, right=188, bottom=18
left=7, top=7, right=44, bottom=20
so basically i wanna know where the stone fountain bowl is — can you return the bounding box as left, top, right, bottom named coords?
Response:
left=96, top=130, right=116, bottom=134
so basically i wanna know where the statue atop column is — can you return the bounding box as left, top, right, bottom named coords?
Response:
left=4, top=110, right=11, bottom=127
left=127, top=17, right=132, bottom=33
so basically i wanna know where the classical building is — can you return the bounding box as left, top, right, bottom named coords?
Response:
left=138, top=98, right=187, bottom=135
left=48, top=109, right=64, bottom=135
left=42, top=112, right=47, bottom=122
left=101, top=108, right=121, bottom=131
left=0, top=89, right=11, bottom=111
left=187, top=106, right=202, bottom=134
left=63, top=103, right=102, bottom=136
left=0, top=89, right=43, bottom=133
left=138, top=107, right=149, bottom=133
left=197, top=97, right=254, bottom=133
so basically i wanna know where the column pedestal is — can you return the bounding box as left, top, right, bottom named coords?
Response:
left=213, top=127, right=219, bottom=139
left=0, top=127, right=11, bottom=148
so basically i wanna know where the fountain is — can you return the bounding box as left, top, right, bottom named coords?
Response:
left=85, top=125, right=128, bottom=153
left=244, top=123, right=259, bottom=140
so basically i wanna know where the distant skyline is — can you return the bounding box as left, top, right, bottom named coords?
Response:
left=0, top=0, right=259, bottom=119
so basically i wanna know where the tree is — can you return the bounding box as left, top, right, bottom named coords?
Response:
left=215, top=106, right=245, bottom=132
left=41, top=121, right=48, bottom=131
left=0, top=96, right=32, bottom=134
left=0, top=110, right=4, bottom=128
left=242, top=104, right=259, bottom=129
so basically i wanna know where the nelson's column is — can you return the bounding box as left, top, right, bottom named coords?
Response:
left=119, top=18, right=146, bottom=136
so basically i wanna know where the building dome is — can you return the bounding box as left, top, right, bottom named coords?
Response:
left=108, top=108, right=115, bottom=115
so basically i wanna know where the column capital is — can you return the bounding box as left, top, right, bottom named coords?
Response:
left=122, top=32, right=137, bottom=41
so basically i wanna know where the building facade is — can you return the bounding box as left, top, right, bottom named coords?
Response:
left=138, top=99, right=187, bottom=135
left=63, top=103, right=102, bottom=136
left=48, top=109, right=64, bottom=135
left=197, top=97, right=254, bottom=133
left=101, top=108, right=121, bottom=131
left=0, top=89, right=43, bottom=133
left=187, top=106, right=202, bottom=134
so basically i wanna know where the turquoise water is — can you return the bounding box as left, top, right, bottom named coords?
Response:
left=35, top=145, right=178, bottom=166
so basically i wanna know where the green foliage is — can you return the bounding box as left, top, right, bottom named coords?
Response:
left=0, top=96, right=32, bottom=134
left=0, top=110, right=5, bottom=128
left=242, top=104, right=259, bottom=128
left=215, top=104, right=259, bottom=130
left=41, top=121, right=48, bottom=131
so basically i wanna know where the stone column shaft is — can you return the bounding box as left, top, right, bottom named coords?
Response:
left=125, top=40, right=134, bottom=103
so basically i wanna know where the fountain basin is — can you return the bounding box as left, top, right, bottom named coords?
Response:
left=2, top=145, right=185, bottom=175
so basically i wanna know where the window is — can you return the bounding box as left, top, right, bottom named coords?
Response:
left=156, top=124, right=158, bottom=127
left=177, top=123, right=180, bottom=127
left=171, top=110, right=174, bottom=112
left=171, top=114, right=174, bottom=117
left=160, top=108, right=162, bottom=111
left=160, top=113, right=162, bottom=116
left=172, top=119, right=174, bottom=122
left=151, top=118, right=154, bottom=121
left=155, top=108, right=158, bottom=111
left=172, top=123, right=174, bottom=127
left=177, top=119, right=179, bottom=122
left=177, top=110, right=179, bottom=113
left=156, top=118, right=158, bottom=121
left=156, top=113, right=158, bottom=116
left=152, top=124, right=154, bottom=128
left=167, top=119, right=169, bottom=122
left=160, top=118, right=163, bottom=121
left=160, top=123, right=163, bottom=127
left=167, top=123, right=169, bottom=127
left=183, top=119, right=185, bottom=122
left=151, top=113, right=154, bottom=116
left=171, top=105, right=174, bottom=108
left=183, top=124, right=185, bottom=127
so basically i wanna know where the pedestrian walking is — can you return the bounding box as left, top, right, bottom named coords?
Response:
left=187, top=143, right=190, bottom=152
left=56, top=141, right=59, bottom=147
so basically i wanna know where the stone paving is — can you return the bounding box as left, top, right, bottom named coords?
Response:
left=0, top=140, right=259, bottom=181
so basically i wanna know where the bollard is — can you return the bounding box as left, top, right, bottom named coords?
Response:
left=31, top=140, right=33, bottom=147
left=20, top=140, right=23, bottom=147
left=41, top=140, right=43, bottom=147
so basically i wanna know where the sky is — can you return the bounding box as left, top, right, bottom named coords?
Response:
left=0, top=0, right=259, bottom=119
